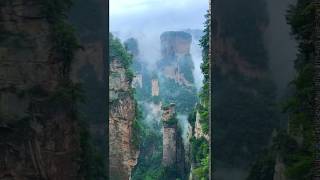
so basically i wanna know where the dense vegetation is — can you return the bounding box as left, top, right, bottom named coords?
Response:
left=188, top=11, right=210, bottom=180
left=109, top=34, right=135, bottom=85
left=44, top=1, right=108, bottom=179
left=281, top=1, right=315, bottom=177
left=159, top=78, right=197, bottom=113
left=109, top=34, right=143, bottom=150
left=246, top=0, right=315, bottom=179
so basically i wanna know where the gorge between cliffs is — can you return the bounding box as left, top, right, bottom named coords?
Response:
left=109, top=28, right=210, bottom=180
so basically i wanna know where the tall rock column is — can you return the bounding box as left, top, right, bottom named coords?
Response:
left=151, top=79, right=159, bottom=97
left=161, top=103, right=187, bottom=179
left=157, top=31, right=197, bottom=114
left=162, top=103, right=177, bottom=166
left=109, top=57, right=139, bottom=179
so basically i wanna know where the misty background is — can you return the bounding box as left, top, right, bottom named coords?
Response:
left=265, top=0, right=297, bottom=96
left=110, top=0, right=208, bottom=91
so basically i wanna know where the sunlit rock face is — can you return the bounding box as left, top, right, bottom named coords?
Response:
left=109, top=59, right=139, bottom=180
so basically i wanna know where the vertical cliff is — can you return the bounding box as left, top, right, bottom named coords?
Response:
left=109, top=34, right=140, bottom=180
left=0, top=1, right=83, bottom=179
left=246, top=1, right=317, bottom=180
left=0, top=1, right=108, bottom=179
left=159, top=31, right=193, bottom=86
left=158, top=31, right=197, bottom=114
left=214, top=0, right=279, bottom=179
left=69, top=0, right=108, bottom=179
left=162, top=104, right=177, bottom=166
left=151, top=79, right=159, bottom=97
left=161, top=103, right=187, bottom=179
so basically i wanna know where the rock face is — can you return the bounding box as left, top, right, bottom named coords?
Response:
left=109, top=59, right=139, bottom=180
left=0, top=0, right=108, bottom=179
left=161, top=104, right=187, bottom=179
left=0, top=1, right=81, bottom=179
left=194, top=111, right=209, bottom=141
left=162, top=104, right=177, bottom=166
left=273, top=156, right=286, bottom=180
left=161, top=31, right=192, bottom=56
left=158, top=31, right=197, bottom=114
left=214, top=1, right=279, bottom=178
left=159, top=31, right=194, bottom=86
left=163, top=127, right=177, bottom=166
left=151, top=79, right=159, bottom=96
left=69, top=1, right=108, bottom=177
left=132, top=74, right=142, bottom=88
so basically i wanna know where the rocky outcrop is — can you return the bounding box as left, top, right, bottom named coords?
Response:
left=162, top=104, right=176, bottom=124
left=132, top=74, right=142, bottom=88
left=109, top=59, right=139, bottom=180
left=273, top=156, right=286, bottom=180
left=162, top=104, right=177, bottom=166
left=161, top=31, right=192, bottom=56
left=151, top=79, right=159, bottom=97
left=157, top=31, right=197, bottom=114
left=194, top=111, right=209, bottom=141
left=163, top=127, right=177, bottom=166
left=159, top=31, right=195, bottom=86
left=161, top=103, right=187, bottom=179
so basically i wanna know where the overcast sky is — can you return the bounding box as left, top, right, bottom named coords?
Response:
left=110, top=0, right=208, bottom=32
left=110, top=0, right=208, bottom=91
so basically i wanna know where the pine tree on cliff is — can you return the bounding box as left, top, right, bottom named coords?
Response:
left=285, top=0, right=316, bottom=178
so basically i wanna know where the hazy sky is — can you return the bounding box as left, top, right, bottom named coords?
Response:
left=110, top=0, right=208, bottom=31
left=110, top=0, right=209, bottom=91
